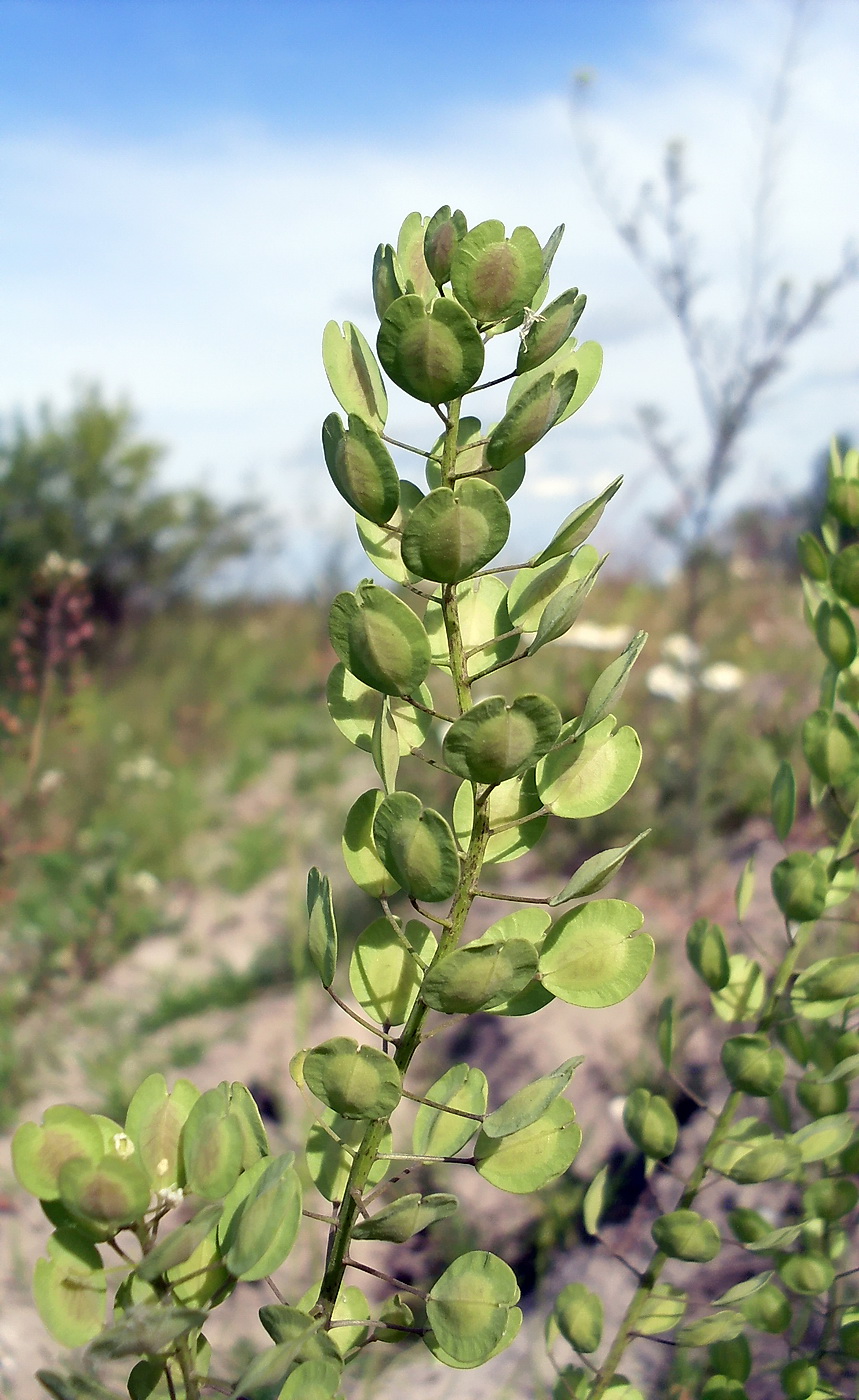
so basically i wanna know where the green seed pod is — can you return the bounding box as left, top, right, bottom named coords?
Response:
left=737, top=1281, right=792, bottom=1334
left=373, top=791, right=460, bottom=902
left=329, top=581, right=431, bottom=697
left=770, top=760, right=796, bottom=841
left=180, top=1088, right=244, bottom=1201
left=321, top=413, right=400, bottom=524
left=372, top=243, right=405, bottom=320
left=303, top=1037, right=402, bottom=1120
left=58, top=1155, right=150, bottom=1229
left=827, top=476, right=859, bottom=527
left=803, top=1176, right=858, bottom=1222
left=622, top=1089, right=678, bottom=1159
left=125, top=1073, right=200, bottom=1191
left=770, top=852, right=828, bottom=922
left=796, top=1075, right=848, bottom=1117
left=486, top=367, right=578, bottom=470
left=727, top=1207, right=771, bottom=1244
left=701, top=1379, right=748, bottom=1400
left=709, top=1335, right=751, bottom=1382
left=12, top=1106, right=104, bottom=1202
left=377, top=1293, right=416, bottom=1343
left=830, top=541, right=859, bottom=604
left=517, top=288, right=586, bottom=373
left=778, top=1252, right=835, bottom=1296
left=400, top=480, right=510, bottom=583
left=775, top=1018, right=809, bottom=1066
left=686, top=917, right=730, bottom=990
left=802, top=708, right=859, bottom=787
left=553, top=1282, right=603, bottom=1354
left=796, top=532, right=829, bottom=581
left=795, top=954, right=859, bottom=1000
left=651, top=1209, right=720, bottom=1262
left=840, top=1317, right=859, bottom=1358
left=721, top=1035, right=785, bottom=1097
left=443, top=693, right=561, bottom=784
left=421, top=938, right=538, bottom=1015
left=815, top=600, right=857, bottom=670
left=377, top=295, right=485, bottom=404
left=779, top=1359, right=818, bottom=1399
left=451, top=220, right=544, bottom=324
left=834, top=1028, right=859, bottom=1066
left=423, top=205, right=467, bottom=286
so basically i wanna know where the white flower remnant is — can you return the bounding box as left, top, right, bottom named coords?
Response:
left=646, top=664, right=694, bottom=703
left=700, top=662, right=745, bottom=694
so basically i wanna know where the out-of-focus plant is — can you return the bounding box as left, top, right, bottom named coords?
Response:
left=546, top=440, right=859, bottom=1399
left=12, top=206, right=659, bottom=1399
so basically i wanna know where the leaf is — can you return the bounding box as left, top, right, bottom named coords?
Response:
left=303, top=1037, right=402, bottom=1120
left=306, top=867, right=337, bottom=989
left=531, top=476, right=622, bottom=566
left=527, top=562, right=603, bottom=656
left=349, top=917, right=435, bottom=1026
left=125, top=1074, right=200, bottom=1191
left=328, top=580, right=431, bottom=698
left=341, top=789, right=401, bottom=899
left=453, top=771, right=548, bottom=867
left=507, top=546, right=600, bottom=632
left=537, top=715, right=642, bottom=819
left=426, top=1250, right=520, bottom=1365
left=771, top=761, right=796, bottom=841
left=401, top=480, right=510, bottom=583
left=443, top=693, right=561, bottom=784
left=12, top=1106, right=103, bottom=1202
left=582, top=1165, right=609, bottom=1236
left=733, top=855, right=756, bottom=920
left=539, top=898, right=653, bottom=1008
left=549, top=831, right=651, bottom=904
left=322, top=321, right=387, bottom=430
left=710, top=955, right=765, bottom=1023
left=371, top=698, right=400, bottom=794
left=677, top=1312, right=745, bottom=1347
left=450, top=220, right=544, bottom=324
left=576, top=631, right=647, bottom=736
left=422, top=938, right=538, bottom=1014
left=33, top=1230, right=107, bottom=1348
left=517, top=287, right=587, bottom=373
left=413, top=1063, right=488, bottom=1158
left=482, top=1058, right=583, bottom=1138
left=326, top=664, right=432, bottom=755
left=791, top=1112, right=855, bottom=1163
left=352, top=1191, right=458, bottom=1243
left=377, top=295, right=484, bottom=403
left=373, top=791, right=460, bottom=902
left=305, top=1113, right=391, bottom=1203
left=321, top=412, right=400, bottom=524
left=474, top=1099, right=581, bottom=1193
left=657, top=997, right=676, bottom=1070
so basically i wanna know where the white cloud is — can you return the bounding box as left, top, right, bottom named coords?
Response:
left=0, top=0, right=856, bottom=583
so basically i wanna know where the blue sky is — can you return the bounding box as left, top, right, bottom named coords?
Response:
left=0, top=0, right=856, bottom=582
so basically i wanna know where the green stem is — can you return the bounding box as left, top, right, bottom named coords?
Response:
left=175, top=1338, right=200, bottom=1400
left=316, top=395, right=490, bottom=1319
left=589, top=922, right=813, bottom=1399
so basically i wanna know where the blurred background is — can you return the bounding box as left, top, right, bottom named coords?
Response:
left=0, top=1, right=857, bottom=1396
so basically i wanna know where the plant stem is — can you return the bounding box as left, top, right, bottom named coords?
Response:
left=175, top=1338, right=200, bottom=1400
left=588, top=921, right=813, bottom=1398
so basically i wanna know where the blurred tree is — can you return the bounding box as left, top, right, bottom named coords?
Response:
left=0, top=385, right=265, bottom=630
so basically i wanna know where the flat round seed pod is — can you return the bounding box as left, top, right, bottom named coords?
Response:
left=424, top=205, right=467, bottom=286
left=711, top=954, right=765, bottom=1023
left=622, top=1089, right=678, bottom=1159
left=443, top=692, right=561, bottom=784
left=715, top=1136, right=801, bottom=1184
left=721, top=1035, right=785, bottom=1097
left=425, top=1306, right=522, bottom=1370
left=58, top=1155, right=150, bottom=1229
left=686, top=917, right=730, bottom=991
left=553, top=1282, right=603, bottom=1354
left=792, top=1112, right=854, bottom=1162
left=830, top=543, right=859, bottom=605
left=356, top=478, right=425, bottom=586
left=377, top=295, right=484, bottom=404
left=125, top=1073, right=200, bottom=1191
left=651, top=1209, right=721, bottom=1262
left=539, top=898, right=653, bottom=1008
left=483, top=1057, right=581, bottom=1139
left=396, top=210, right=435, bottom=302
left=423, top=576, right=518, bottom=677
left=537, top=715, right=642, bottom=818
left=322, top=320, right=387, bottom=430
left=803, top=1176, right=858, bottom=1220
left=373, top=791, right=460, bottom=902
left=180, top=1089, right=244, bottom=1201
left=329, top=580, right=430, bottom=697
left=453, top=770, right=548, bottom=866
left=326, top=664, right=432, bottom=754
left=469, top=907, right=553, bottom=1016
left=218, top=1155, right=301, bottom=1282
left=802, top=708, right=859, bottom=787
left=349, top=917, right=436, bottom=1025
left=426, top=415, right=526, bottom=501
left=474, top=1098, right=581, bottom=1193
left=322, top=413, right=400, bottom=524
left=511, top=339, right=603, bottom=426
left=517, top=288, right=586, bottom=373
left=372, top=243, right=405, bottom=320
left=136, top=1204, right=223, bottom=1282
left=305, top=1112, right=391, bottom=1202
left=771, top=853, right=828, bottom=922
left=507, top=547, right=600, bottom=633
left=451, top=221, right=543, bottom=324
left=33, top=1229, right=107, bottom=1347
left=279, top=1360, right=342, bottom=1400
left=352, top=1191, right=458, bottom=1243
left=12, top=1105, right=103, bottom=1202
left=342, top=790, right=401, bottom=898
left=401, top=480, right=510, bottom=583
left=426, top=1250, right=520, bottom=1365
left=737, top=1282, right=792, bottom=1333
left=486, top=368, right=578, bottom=470
left=303, top=1037, right=402, bottom=1120
left=635, top=1284, right=687, bottom=1336
left=778, top=1254, right=835, bottom=1297
left=413, top=1063, right=488, bottom=1158
left=422, top=938, right=538, bottom=1014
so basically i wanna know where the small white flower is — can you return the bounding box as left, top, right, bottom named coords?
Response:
left=561, top=622, right=635, bottom=651
left=118, top=754, right=172, bottom=785
left=129, top=870, right=160, bottom=897
left=661, top=633, right=702, bottom=668
left=646, top=663, right=693, bottom=703
left=112, top=1132, right=136, bottom=1159
left=155, top=1184, right=185, bottom=1210
left=36, top=768, right=64, bottom=795
left=700, top=662, right=745, bottom=694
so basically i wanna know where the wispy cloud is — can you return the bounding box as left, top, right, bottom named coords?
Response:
left=0, top=0, right=855, bottom=579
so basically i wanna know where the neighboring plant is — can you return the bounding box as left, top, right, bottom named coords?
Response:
left=11, top=209, right=656, bottom=1397
left=544, top=441, right=859, bottom=1397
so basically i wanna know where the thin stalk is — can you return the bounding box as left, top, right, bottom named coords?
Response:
left=175, top=1338, right=200, bottom=1400
left=343, top=1257, right=428, bottom=1298
left=401, top=1086, right=485, bottom=1120
left=463, top=370, right=517, bottom=394
left=589, top=921, right=814, bottom=1399
left=325, top=986, right=401, bottom=1044
left=381, top=433, right=436, bottom=459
